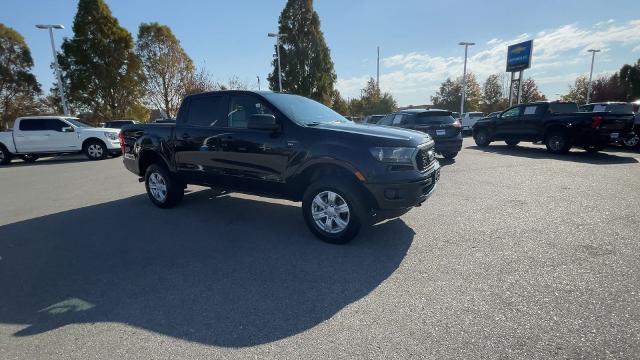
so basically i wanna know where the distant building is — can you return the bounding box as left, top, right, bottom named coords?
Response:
left=398, top=104, right=432, bottom=111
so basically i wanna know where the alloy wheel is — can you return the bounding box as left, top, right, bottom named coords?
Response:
left=87, top=144, right=104, bottom=158
left=311, top=190, right=350, bottom=234
left=148, top=172, right=168, bottom=202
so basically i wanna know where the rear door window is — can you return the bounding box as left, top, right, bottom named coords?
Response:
left=185, top=95, right=227, bottom=127
left=549, top=103, right=579, bottom=113
left=392, top=114, right=405, bottom=125
left=378, top=114, right=394, bottom=125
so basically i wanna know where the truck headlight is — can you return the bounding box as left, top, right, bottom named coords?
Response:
left=104, top=132, right=118, bottom=141
left=369, top=147, right=415, bottom=164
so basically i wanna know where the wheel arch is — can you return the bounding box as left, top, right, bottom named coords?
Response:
left=138, top=150, right=171, bottom=176
left=81, top=137, right=107, bottom=150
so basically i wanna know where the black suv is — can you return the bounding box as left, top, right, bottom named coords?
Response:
left=121, top=91, right=440, bottom=243
left=377, top=109, right=463, bottom=159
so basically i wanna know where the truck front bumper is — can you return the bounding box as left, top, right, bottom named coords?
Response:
left=364, top=162, right=441, bottom=221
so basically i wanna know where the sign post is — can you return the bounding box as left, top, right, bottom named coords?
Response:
left=506, top=40, right=533, bottom=105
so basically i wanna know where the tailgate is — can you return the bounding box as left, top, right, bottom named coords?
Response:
left=595, top=112, right=634, bottom=131
left=414, top=124, right=460, bottom=138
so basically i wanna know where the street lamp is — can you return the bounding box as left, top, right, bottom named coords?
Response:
left=458, top=42, right=475, bottom=116
left=36, top=24, right=69, bottom=116
left=586, top=49, right=601, bottom=104
left=268, top=32, right=286, bottom=92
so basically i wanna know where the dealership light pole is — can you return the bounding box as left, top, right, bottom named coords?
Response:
left=36, top=24, right=69, bottom=116
left=268, top=32, right=286, bottom=92
left=586, top=49, right=601, bottom=104
left=458, top=42, right=475, bottom=116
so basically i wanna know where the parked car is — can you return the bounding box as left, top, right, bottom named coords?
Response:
left=0, top=116, right=121, bottom=165
left=579, top=102, right=638, bottom=148
left=461, top=112, right=484, bottom=133
left=120, top=91, right=440, bottom=244
left=103, top=119, right=138, bottom=129
left=472, top=101, right=635, bottom=154
left=485, top=111, right=501, bottom=118
left=364, top=114, right=385, bottom=124
left=376, top=109, right=462, bottom=159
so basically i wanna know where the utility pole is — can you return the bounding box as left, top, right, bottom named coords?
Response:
left=257, top=76, right=260, bottom=91
left=268, top=32, right=286, bottom=92
left=586, top=49, right=601, bottom=104
left=36, top=24, right=69, bottom=115
left=458, top=42, right=475, bottom=116
left=377, top=46, right=380, bottom=90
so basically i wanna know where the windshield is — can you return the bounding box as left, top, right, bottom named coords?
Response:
left=65, top=118, right=93, bottom=128
left=469, top=112, right=484, bottom=118
left=262, top=93, right=349, bottom=125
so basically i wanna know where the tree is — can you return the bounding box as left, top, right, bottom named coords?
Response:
left=482, top=74, right=507, bottom=113
left=619, top=59, right=640, bottom=101
left=184, top=67, right=216, bottom=96
left=331, top=90, right=349, bottom=116
left=349, top=78, right=397, bottom=116
left=562, top=75, right=589, bottom=104
left=58, top=0, right=144, bottom=121
left=136, top=22, right=194, bottom=119
left=268, top=0, right=336, bottom=105
left=431, top=73, right=481, bottom=112
left=515, top=78, right=546, bottom=103
left=0, top=24, right=41, bottom=129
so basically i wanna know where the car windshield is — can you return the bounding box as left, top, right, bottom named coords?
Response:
left=65, top=118, right=93, bottom=128
left=263, top=93, right=349, bottom=125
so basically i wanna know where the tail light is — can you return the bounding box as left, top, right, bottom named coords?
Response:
left=118, top=131, right=125, bottom=154
left=591, top=115, right=602, bottom=129
left=452, top=119, right=462, bottom=128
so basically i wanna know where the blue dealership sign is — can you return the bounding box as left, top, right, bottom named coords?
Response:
left=506, top=40, right=533, bottom=72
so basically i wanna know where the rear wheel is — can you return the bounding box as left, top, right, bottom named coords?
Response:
left=442, top=152, right=458, bottom=159
left=144, top=164, right=184, bottom=208
left=505, top=140, right=520, bottom=147
left=302, top=178, right=365, bottom=244
left=0, top=146, right=11, bottom=165
left=20, top=154, right=39, bottom=163
left=84, top=140, right=107, bottom=160
left=473, top=129, right=490, bottom=147
left=623, top=134, right=639, bottom=148
left=545, top=131, right=571, bottom=154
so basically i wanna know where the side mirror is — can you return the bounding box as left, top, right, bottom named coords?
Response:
left=62, top=126, right=75, bottom=132
left=248, top=114, right=279, bottom=131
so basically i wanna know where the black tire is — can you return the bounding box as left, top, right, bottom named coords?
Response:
left=302, top=177, right=365, bottom=244
left=83, top=140, right=108, bottom=160
left=545, top=131, right=571, bottom=154
left=505, top=140, right=520, bottom=147
left=0, top=146, right=11, bottom=165
left=144, top=164, right=184, bottom=208
left=20, top=154, right=39, bottom=163
left=622, top=134, right=639, bottom=149
left=473, top=129, right=490, bottom=147
left=584, top=144, right=605, bottom=153
left=442, top=152, right=458, bottom=159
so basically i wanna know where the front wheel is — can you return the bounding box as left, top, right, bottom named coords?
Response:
left=20, top=154, right=39, bottom=163
left=473, top=129, right=490, bottom=147
left=302, top=178, right=364, bottom=244
left=84, top=140, right=107, bottom=160
left=144, top=164, right=184, bottom=208
left=623, top=134, right=639, bottom=148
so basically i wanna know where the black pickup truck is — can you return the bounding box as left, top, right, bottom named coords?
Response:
left=120, top=91, right=440, bottom=243
left=472, top=101, right=635, bottom=154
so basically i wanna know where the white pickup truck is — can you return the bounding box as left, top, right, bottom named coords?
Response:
left=0, top=116, right=122, bottom=165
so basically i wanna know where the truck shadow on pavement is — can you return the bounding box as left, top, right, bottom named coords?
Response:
left=468, top=144, right=639, bottom=164
left=0, top=190, right=414, bottom=347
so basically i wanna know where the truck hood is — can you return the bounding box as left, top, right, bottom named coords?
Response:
left=310, top=122, right=430, bottom=144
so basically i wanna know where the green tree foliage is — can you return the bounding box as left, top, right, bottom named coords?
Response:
left=562, top=75, right=589, bottom=104
left=349, top=78, right=397, bottom=116
left=331, top=90, right=350, bottom=116
left=514, top=78, right=546, bottom=103
left=619, top=59, right=640, bottom=101
left=431, top=73, right=481, bottom=112
left=482, top=74, right=507, bottom=112
left=58, top=0, right=144, bottom=121
left=268, top=0, right=336, bottom=105
left=136, top=22, right=194, bottom=118
left=0, top=24, right=41, bottom=129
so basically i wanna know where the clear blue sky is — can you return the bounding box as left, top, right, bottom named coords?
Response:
left=2, top=0, right=640, bottom=106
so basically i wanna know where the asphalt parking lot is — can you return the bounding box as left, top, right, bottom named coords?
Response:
left=1, top=138, right=639, bottom=359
